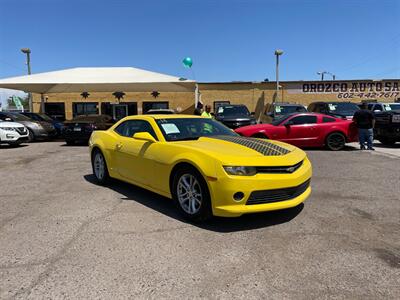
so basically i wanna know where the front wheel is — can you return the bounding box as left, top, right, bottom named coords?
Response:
left=172, top=166, right=212, bottom=222
left=91, top=150, right=110, bottom=185
left=326, top=132, right=346, bottom=151
left=27, top=129, right=35, bottom=142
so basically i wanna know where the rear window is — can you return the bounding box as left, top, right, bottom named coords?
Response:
left=274, top=105, right=307, bottom=115
left=323, top=117, right=336, bottom=123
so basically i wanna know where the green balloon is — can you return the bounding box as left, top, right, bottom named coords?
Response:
left=182, top=57, right=193, bottom=68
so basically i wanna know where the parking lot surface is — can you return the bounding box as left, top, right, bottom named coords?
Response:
left=0, top=142, right=399, bottom=299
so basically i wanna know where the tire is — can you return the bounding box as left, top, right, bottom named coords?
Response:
left=91, top=149, right=110, bottom=185
left=171, top=166, right=212, bottom=222
left=27, top=129, right=35, bottom=142
left=326, top=132, right=346, bottom=151
left=378, top=138, right=396, bottom=146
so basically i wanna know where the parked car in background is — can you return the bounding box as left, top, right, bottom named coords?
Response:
left=63, top=115, right=115, bottom=145
left=359, top=102, right=400, bottom=112
left=373, top=110, right=400, bottom=145
left=235, top=113, right=358, bottom=151
left=260, top=102, right=307, bottom=124
left=307, top=102, right=360, bottom=120
left=214, top=104, right=256, bottom=129
left=0, top=112, right=57, bottom=141
left=144, top=108, right=176, bottom=114
left=20, top=112, right=64, bottom=136
left=0, top=119, right=29, bottom=146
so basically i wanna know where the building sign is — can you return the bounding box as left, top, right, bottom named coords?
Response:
left=287, top=81, right=400, bottom=99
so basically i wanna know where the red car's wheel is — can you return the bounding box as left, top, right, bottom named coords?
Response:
left=326, top=132, right=346, bottom=151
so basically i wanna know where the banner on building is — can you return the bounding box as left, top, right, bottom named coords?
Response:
left=287, top=80, right=400, bottom=100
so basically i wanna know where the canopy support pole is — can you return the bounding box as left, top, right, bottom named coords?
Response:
left=40, top=93, right=45, bottom=113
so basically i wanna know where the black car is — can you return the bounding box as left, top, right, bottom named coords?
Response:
left=63, top=115, right=115, bottom=145
left=0, top=112, right=57, bottom=141
left=20, top=112, right=64, bottom=136
left=307, top=102, right=360, bottom=120
left=374, top=110, right=400, bottom=145
left=214, top=104, right=256, bottom=129
left=260, top=102, right=307, bottom=123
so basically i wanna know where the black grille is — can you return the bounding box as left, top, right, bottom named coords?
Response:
left=256, top=160, right=303, bottom=174
left=212, top=135, right=290, bottom=156
left=246, top=179, right=310, bottom=205
left=16, top=127, right=27, bottom=135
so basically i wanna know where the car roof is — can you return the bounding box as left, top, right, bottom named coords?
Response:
left=123, top=114, right=204, bottom=120
left=273, top=102, right=303, bottom=106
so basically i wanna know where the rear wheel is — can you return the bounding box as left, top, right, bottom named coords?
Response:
left=326, top=132, right=346, bottom=151
left=91, top=149, right=110, bottom=185
left=172, top=166, right=212, bottom=222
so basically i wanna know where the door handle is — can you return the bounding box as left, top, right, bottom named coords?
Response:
left=115, top=143, right=123, bottom=150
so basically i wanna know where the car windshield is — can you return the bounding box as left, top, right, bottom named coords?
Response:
left=7, top=113, right=31, bottom=121
left=274, top=105, right=307, bottom=115
left=216, top=106, right=249, bottom=116
left=326, top=103, right=359, bottom=116
left=39, top=114, right=54, bottom=121
left=271, top=114, right=294, bottom=126
left=156, top=118, right=238, bottom=141
left=385, top=104, right=400, bottom=111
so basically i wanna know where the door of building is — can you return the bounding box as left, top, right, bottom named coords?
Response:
left=113, top=104, right=129, bottom=121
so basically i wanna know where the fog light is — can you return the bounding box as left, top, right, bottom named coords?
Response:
left=233, top=192, right=244, bottom=201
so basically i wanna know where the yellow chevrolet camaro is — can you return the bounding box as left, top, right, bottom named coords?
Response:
left=89, top=115, right=312, bottom=221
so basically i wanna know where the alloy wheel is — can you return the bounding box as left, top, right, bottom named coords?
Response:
left=94, top=153, right=105, bottom=180
left=177, top=174, right=203, bottom=215
left=327, top=133, right=345, bottom=150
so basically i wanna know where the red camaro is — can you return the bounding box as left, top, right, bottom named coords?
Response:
left=235, top=113, right=358, bottom=150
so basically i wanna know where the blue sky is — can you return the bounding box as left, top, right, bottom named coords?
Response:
left=0, top=0, right=399, bottom=82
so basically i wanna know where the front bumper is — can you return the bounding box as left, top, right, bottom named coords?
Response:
left=31, top=128, right=57, bottom=139
left=208, top=158, right=312, bottom=217
left=0, top=131, right=29, bottom=143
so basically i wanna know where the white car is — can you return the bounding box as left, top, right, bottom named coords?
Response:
left=0, top=120, right=29, bottom=146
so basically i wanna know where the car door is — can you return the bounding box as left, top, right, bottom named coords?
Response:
left=113, top=120, right=158, bottom=187
left=280, top=115, right=318, bottom=147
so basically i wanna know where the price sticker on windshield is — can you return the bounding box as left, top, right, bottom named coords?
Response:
left=161, top=123, right=180, bottom=134
left=328, top=104, right=336, bottom=111
left=275, top=106, right=281, bottom=113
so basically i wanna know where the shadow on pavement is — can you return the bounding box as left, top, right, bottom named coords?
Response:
left=83, top=174, right=304, bottom=233
left=373, top=142, right=400, bottom=149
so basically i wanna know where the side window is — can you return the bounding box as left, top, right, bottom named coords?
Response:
left=374, top=104, right=383, bottom=111
left=289, top=116, right=318, bottom=125
left=368, top=104, right=374, bottom=110
left=114, top=120, right=157, bottom=140
left=323, top=117, right=336, bottom=123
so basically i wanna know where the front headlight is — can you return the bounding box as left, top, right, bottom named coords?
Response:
left=0, top=127, right=16, bottom=131
left=223, top=166, right=257, bottom=176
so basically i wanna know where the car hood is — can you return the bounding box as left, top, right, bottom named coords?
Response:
left=0, top=121, right=25, bottom=128
left=172, top=136, right=305, bottom=166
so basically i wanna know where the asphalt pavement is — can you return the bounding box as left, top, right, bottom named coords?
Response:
left=0, top=141, right=399, bottom=299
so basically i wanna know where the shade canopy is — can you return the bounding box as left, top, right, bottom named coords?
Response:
left=0, top=67, right=195, bottom=93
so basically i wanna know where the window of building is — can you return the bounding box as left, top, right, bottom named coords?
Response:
left=44, top=103, right=66, bottom=121
left=213, top=100, right=230, bottom=112
left=72, top=102, right=98, bottom=117
left=114, top=120, right=157, bottom=140
left=142, top=101, right=169, bottom=114
left=288, top=115, right=317, bottom=125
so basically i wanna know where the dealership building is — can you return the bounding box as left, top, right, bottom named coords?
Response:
left=0, top=67, right=399, bottom=120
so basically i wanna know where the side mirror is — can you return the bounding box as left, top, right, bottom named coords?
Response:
left=132, top=132, right=157, bottom=143
left=250, top=112, right=255, bottom=116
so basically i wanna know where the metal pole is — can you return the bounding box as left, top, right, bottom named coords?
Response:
left=275, top=54, right=279, bottom=103
left=332, top=74, right=336, bottom=80
left=26, top=52, right=31, bottom=75
left=321, top=72, right=324, bottom=81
